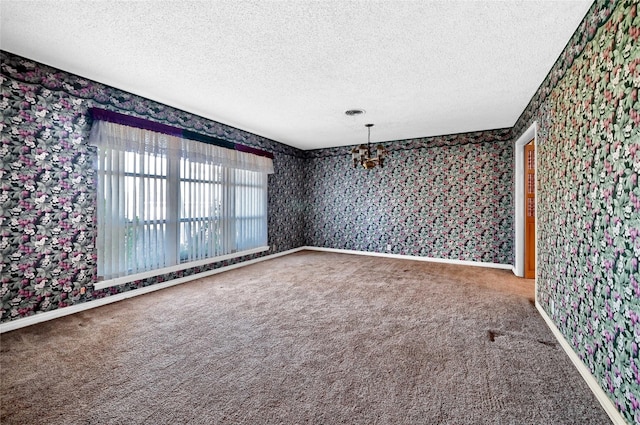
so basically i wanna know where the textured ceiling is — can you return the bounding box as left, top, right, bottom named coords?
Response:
left=1, top=1, right=593, bottom=150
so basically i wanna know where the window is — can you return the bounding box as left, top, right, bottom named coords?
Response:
left=178, top=160, right=268, bottom=262
left=90, top=116, right=273, bottom=287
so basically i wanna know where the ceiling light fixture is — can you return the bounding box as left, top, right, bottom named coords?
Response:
left=350, top=124, right=388, bottom=170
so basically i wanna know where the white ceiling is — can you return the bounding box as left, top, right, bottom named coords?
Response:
left=1, top=0, right=593, bottom=150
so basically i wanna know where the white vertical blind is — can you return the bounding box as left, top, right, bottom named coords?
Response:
left=90, top=120, right=273, bottom=283
left=96, top=148, right=172, bottom=279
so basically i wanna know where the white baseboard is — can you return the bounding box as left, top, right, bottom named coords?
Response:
left=301, top=246, right=513, bottom=270
left=536, top=302, right=626, bottom=425
left=0, top=247, right=305, bottom=334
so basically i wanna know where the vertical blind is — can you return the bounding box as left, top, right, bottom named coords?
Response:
left=90, top=119, right=273, bottom=282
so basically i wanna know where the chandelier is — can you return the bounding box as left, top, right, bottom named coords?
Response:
left=350, top=124, right=388, bottom=170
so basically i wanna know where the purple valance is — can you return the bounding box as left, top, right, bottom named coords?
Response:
left=89, top=107, right=274, bottom=159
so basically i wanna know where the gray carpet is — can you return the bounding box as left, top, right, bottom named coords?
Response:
left=1, top=251, right=610, bottom=424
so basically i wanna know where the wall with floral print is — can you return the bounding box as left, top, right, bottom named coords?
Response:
left=304, top=129, right=514, bottom=264
left=512, top=0, right=639, bottom=422
left=0, top=50, right=307, bottom=323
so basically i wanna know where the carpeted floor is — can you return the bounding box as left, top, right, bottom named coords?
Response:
left=1, top=251, right=610, bottom=424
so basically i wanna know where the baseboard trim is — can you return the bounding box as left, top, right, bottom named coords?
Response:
left=0, top=247, right=305, bottom=334
left=536, top=302, right=626, bottom=425
left=301, top=246, right=513, bottom=270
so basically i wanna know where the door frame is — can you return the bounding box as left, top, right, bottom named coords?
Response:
left=513, top=121, right=538, bottom=278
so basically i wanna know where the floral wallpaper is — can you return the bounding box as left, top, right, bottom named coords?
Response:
left=269, top=153, right=307, bottom=253
left=0, top=50, right=307, bottom=323
left=512, top=0, right=640, bottom=422
left=304, top=130, right=514, bottom=264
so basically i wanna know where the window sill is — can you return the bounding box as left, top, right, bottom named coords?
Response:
left=94, top=246, right=269, bottom=290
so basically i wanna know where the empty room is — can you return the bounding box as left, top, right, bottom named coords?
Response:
left=1, top=0, right=638, bottom=424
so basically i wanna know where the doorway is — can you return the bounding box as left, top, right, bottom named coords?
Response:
left=513, top=121, right=537, bottom=278
left=524, top=141, right=536, bottom=279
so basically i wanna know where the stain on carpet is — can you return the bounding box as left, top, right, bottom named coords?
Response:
left=487, top=330, right=504, bottom=342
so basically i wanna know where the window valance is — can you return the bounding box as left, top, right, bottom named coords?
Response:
left=88, top=107, right=274, bottom=174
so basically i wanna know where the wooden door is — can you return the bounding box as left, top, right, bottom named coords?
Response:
left=524, top=141, right=536, bottom=279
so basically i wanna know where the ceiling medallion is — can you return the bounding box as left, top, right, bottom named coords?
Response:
left=350, top=124, right=388, bottom=170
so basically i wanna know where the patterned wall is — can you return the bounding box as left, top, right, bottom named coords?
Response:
left=304, top=130, right=514, bottom=264
left=0, top=51, right=307, bottom=323
left=269, top=153, right=307, bottom=252
left=512, top=0, right=640, bottom=422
